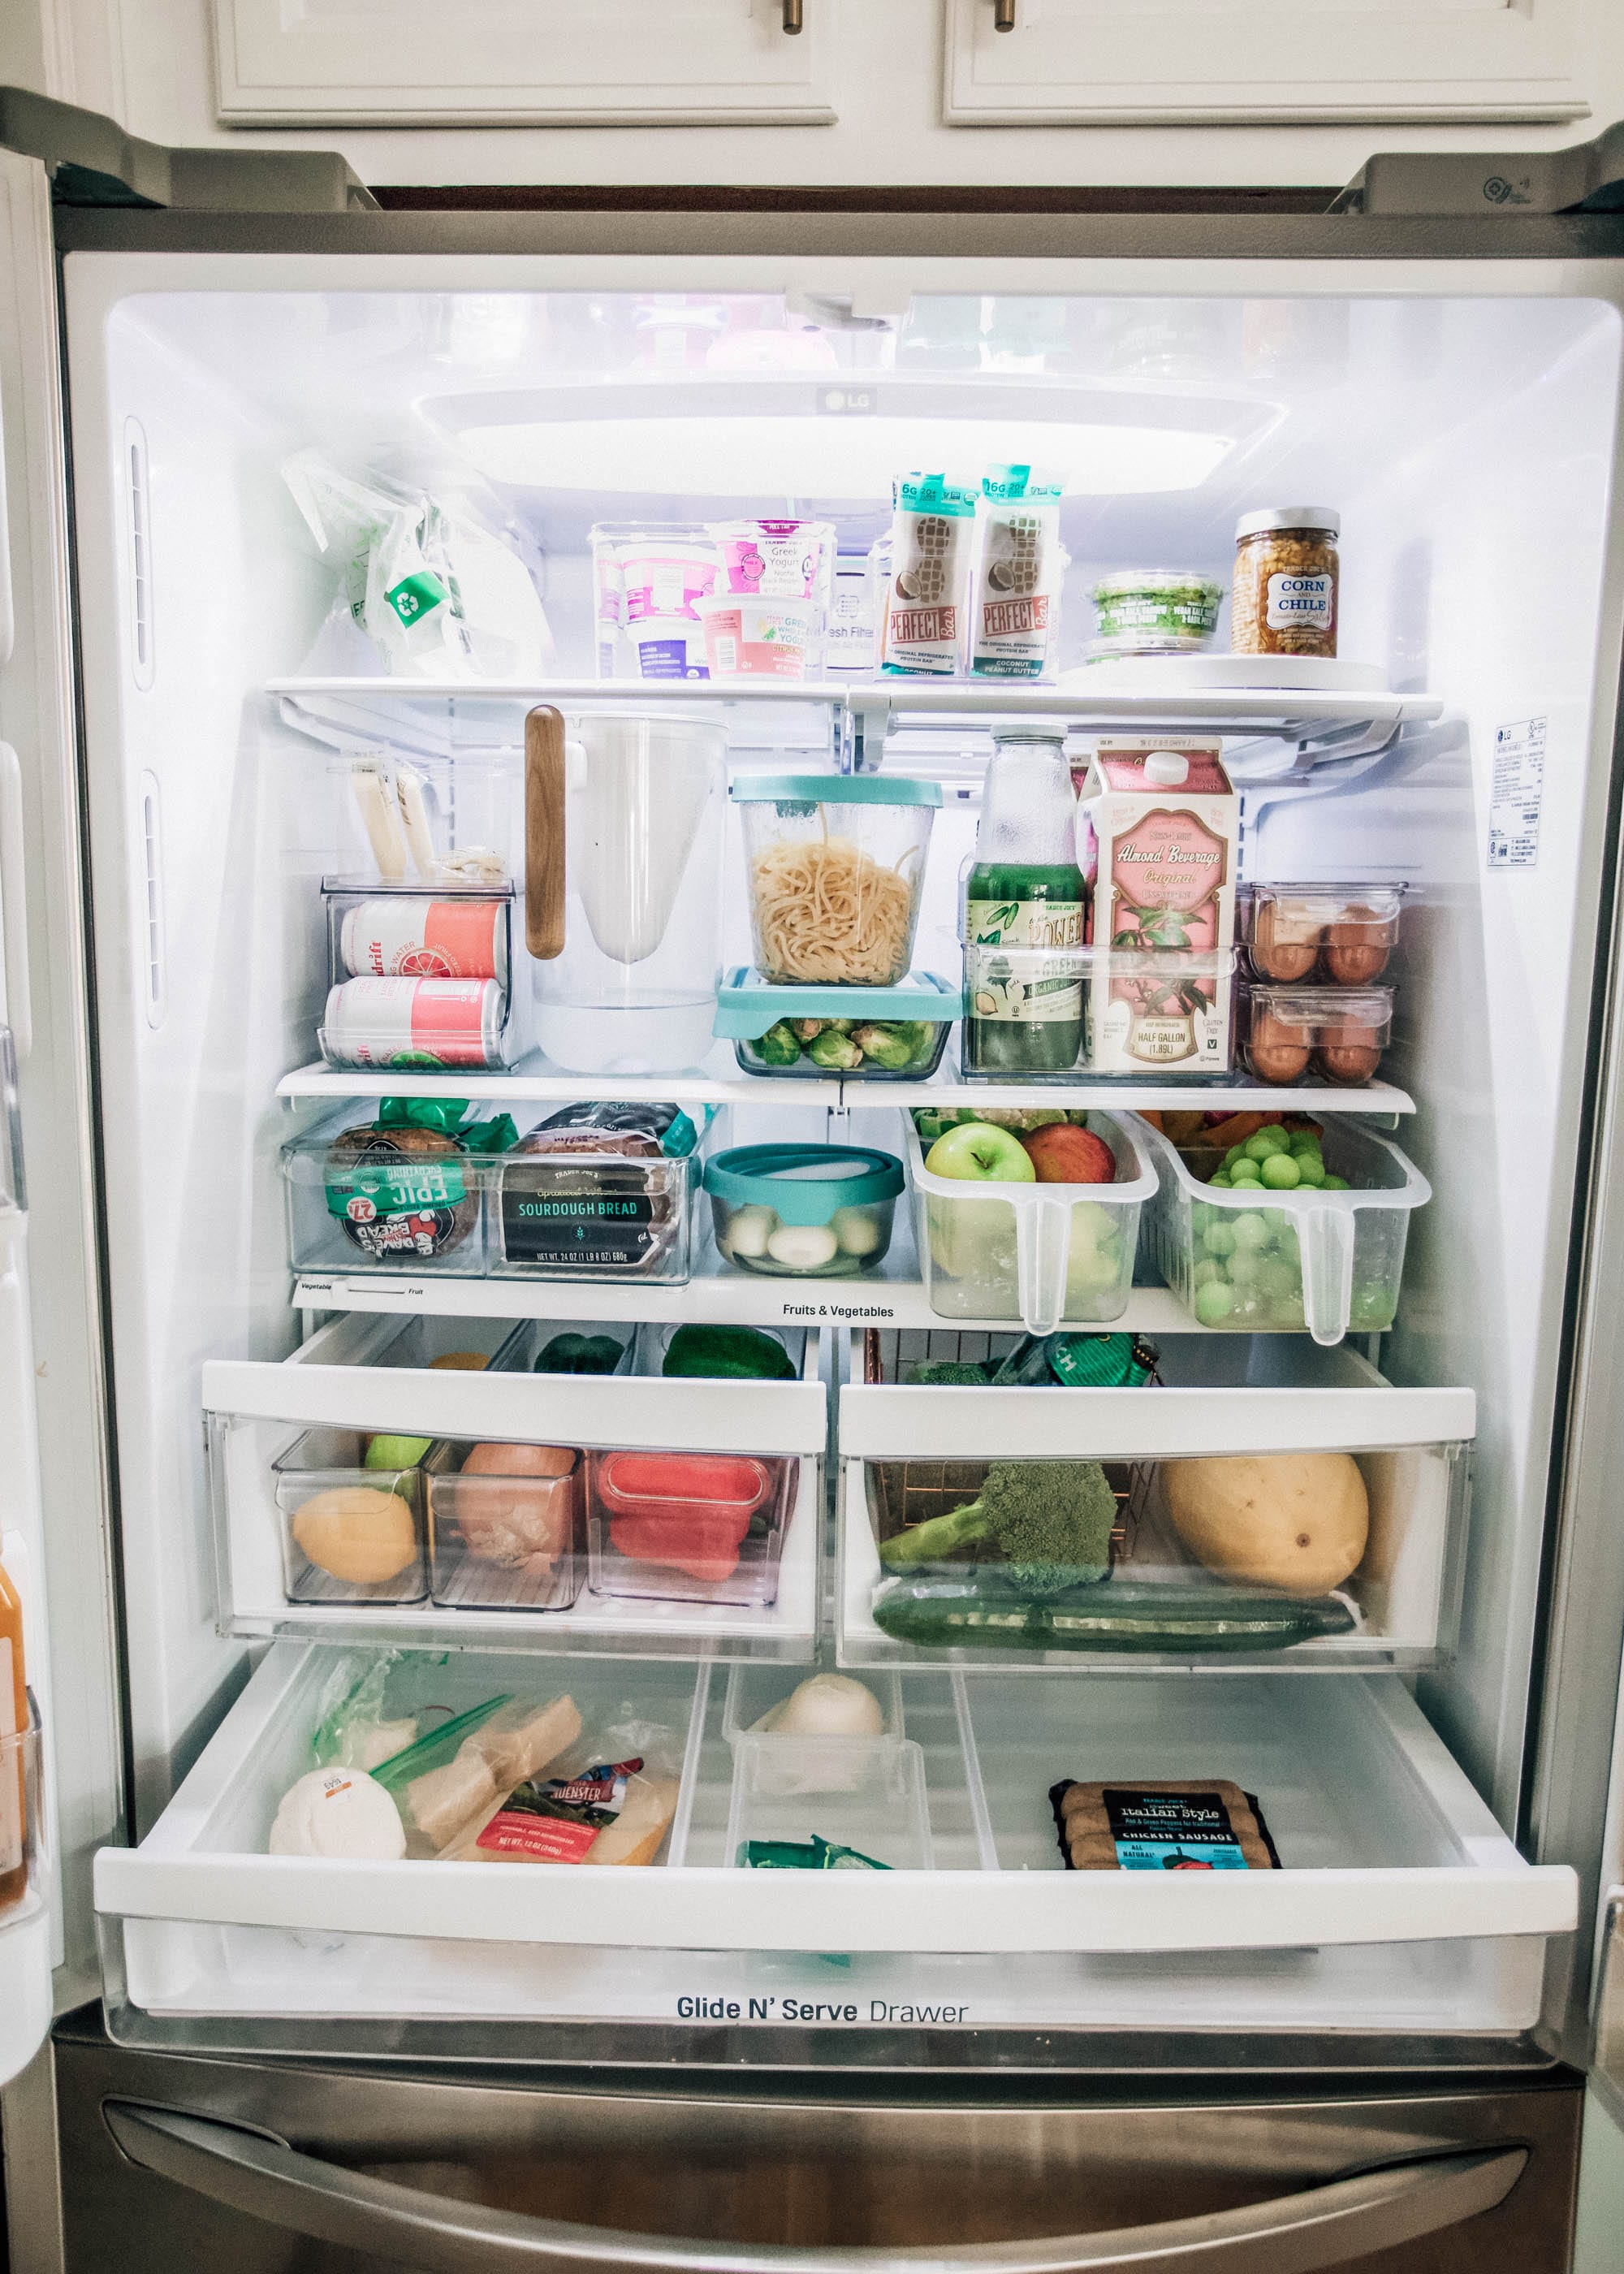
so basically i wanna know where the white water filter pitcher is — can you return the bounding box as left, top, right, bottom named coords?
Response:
left=525, top=704, right=727, bottom=1072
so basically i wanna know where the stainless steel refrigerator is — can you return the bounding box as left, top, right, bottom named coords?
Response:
left=2, top=86, right=1624, bottom=2273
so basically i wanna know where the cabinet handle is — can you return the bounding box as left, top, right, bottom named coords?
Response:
left=994, top=0, right=1017, bottom=29
left=524, top=706, right=568, bottom=962
left=782, top=0, right=803, bottom=31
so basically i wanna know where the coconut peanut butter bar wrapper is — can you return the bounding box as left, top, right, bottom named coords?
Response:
left=1048, top=1778, right=1280, bottom=1872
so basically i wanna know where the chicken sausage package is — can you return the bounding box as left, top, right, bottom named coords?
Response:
left=441, top=1710, right=685, bottom=1869
left=1049, top=1778, right=1281, bottom=1872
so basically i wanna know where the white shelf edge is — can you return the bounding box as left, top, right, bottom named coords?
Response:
left=275, top=1057, right=1415, bottom=1118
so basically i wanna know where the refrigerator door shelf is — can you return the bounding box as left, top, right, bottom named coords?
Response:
left=837, top=1333, right=1473, bottom=1673
left=93, top=1644, right=1574, bottom=2043
left=204, top=1312, right=825, bottom=1658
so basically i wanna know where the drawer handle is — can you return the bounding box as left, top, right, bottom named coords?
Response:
left=782, top=0, right=803, bottom=30
left=994, top=0, right=1017, bottom=28
left=102, top=2103, right=1527, bottom=2274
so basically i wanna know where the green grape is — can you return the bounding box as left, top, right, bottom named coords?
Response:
left=1259, top=1154, right=1301, bottom=1190
left=1245, top=1126, right=1290, bottom=1161
left=1231, top=1213, right=1271, bottom=1251
left=1204, top=1221, right=1237, bottom=1258
left=1194, top=1278, right=1235, bottom=1326
left=1192, top=1257, right=1224, bottom=1289
left=1294, top=1155, right=1326, bottom=1187
left=1321, top=1174, right=1350, bottom=1191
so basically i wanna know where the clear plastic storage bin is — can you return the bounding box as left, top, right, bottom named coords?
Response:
left=283, top=1106, right=498, bottom=1279
left=1138, top=1113, right=1432, bottom=1346
left=428, top=1442, right=584, bottom=1613
left=1239, top=880, right=1407, bottom=985
left=732, top=775, right=939, bottom=988
left=961, top=945, right=1235, bottom=1079
left=588, top=1449, right=797, bottom=1607
left=907, top=1113, right=1155, bottom=1332
left=319, top=880, right=516, bottom=1073
left=270, top=1426, right=429, bottom=1605
left=1239, top=981, right=1395, bottom=1087
left=725, top=1731, right=933, bottom=1870
left=489, top=1318, right=637, bottom=1378
left=715, top=968, right=960, bottom=1081
left=490, top=1108, right=707, bottom=1286
left=0, top=1694, right=43, bottom=1925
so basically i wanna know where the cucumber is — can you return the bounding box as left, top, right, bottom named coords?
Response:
left=870, top=1574, right=1355, bottom=1655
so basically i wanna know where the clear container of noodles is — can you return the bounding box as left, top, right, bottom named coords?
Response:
left=731, top=776, right=941, bottom=988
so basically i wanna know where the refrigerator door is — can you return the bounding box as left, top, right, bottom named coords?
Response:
left=50, top=2011, right=1584, bottom=2274
left=0, top=141, right=123, bottom=2091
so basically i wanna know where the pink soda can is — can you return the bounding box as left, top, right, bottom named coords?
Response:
left=339, top=897, right=508, bottom=985
left=321, top=978, right=508, bottom=1070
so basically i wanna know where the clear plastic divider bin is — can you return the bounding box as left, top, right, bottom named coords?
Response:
left=283, top=1102, right=503, bottom=1281
left=203, top=1312, right=826, bottom=1656
left=1137, top=1113, right=1431, bottom=1346
left=0, top=1693, right=49, bottom=2086
left=906, top=1113, right=1154, bottom=1333
left=318, top=880, right=520, bottom=1074
left=836, top=1330, right=1472, bottom=1671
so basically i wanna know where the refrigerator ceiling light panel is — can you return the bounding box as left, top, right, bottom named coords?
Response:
left=452, top=415, right=1237, bottom=497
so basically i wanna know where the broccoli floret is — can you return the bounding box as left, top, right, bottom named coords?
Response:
left=878, top=1459, right=1116, bottom=1594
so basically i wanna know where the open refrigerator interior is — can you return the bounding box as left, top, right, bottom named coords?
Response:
left=59, top=262, right=1624, bottom=2054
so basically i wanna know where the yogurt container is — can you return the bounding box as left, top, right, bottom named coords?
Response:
left=617, top=535, right=720, bottom=625
left=625, top=616, right=710, bottom=681
left=699, top=594, right=818, bottom=681
left=708, top=518, right=835, bottom=602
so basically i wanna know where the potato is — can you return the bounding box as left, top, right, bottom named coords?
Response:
left=1162, top=1452, right=1368, bottom=1596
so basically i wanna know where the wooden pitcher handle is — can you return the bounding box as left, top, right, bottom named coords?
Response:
left=525, top=705, right=568, bottom=961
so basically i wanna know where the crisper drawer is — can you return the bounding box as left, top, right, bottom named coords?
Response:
left=202, top=1312, right=826, bottom=1658
left=837, top=1330, right=1472, bottom=1671
left=94, top=1641, right=1574, bottom=2043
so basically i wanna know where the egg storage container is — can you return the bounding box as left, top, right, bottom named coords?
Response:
left=426, top=1441, right=585, bottom=1614
left=715, top=967, right=961, bottom=1080
left=732, top=775, right=939, bottom=989
left=1240, top=981, right=1396, bottom=1087
left=1238, top=880, right=1407, bottom=984
left=587, top=1448, right=797, bottom=1607
left=724, top=1729, right=934, bottom=1870
left=282, top=1102, right=503, bottom=1280
left=706, top=1143, right=904, bottom=1278
left=1137, top=1113, right=1432, bottom=1346
left=270, top=1426, right=429, bottom=1606
left=906, top=1113, right=1155, bottom=1332
left=490, top=1104, right=712, bottom=1287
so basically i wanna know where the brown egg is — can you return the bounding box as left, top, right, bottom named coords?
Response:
left=1246, top=1010, right=1312, bottom=1085
left=1323, top=913, right=1393, bottom=985
left=1315, top=1024, right=1384, bottom=1084
left=1251, top=903, right=1320, bottom=983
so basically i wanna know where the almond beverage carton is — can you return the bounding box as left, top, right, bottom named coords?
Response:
left=1073, top=737, right=1238, bottom=1072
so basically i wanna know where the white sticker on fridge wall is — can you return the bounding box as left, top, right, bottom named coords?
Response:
left=1488, top=717, right=1547, bottom=870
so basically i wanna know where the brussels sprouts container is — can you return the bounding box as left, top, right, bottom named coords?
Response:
left=706, top=1143, right=905, bottom=1278
left=714, top=968, right=961, bottom=1080
left=906, top=1113, right=1155, bottom=1333
left=1136, top=1114, right=1431, bottom=1347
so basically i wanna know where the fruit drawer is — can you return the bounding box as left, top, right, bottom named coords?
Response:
left=96, top=1642, right=1573, bottom=2049
left=203, top=1311, right=826, bottom=1658
left=836, top=1331, right=1472, bottom=1671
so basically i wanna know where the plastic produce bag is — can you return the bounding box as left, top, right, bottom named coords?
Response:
left=283, top=450, right=553, bottom=680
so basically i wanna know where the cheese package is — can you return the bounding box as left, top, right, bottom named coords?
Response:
left=455, top=1757, right=680, bottom=1867
left=1049, top=1778, right=1280, bottom=1872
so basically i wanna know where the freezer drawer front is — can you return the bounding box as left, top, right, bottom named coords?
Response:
left=93, top=1643, right=1575, bottom=2047
left=52, top=2017, right=1583, bottom=2274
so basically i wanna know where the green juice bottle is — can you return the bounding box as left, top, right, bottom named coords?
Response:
left=963, top=724, right=1086, bottom=1075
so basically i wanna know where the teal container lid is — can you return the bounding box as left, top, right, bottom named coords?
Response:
left=704, top=1143, right=904, bottom=1224
left=713, top=967, right=961, bottom=1040
left=729, top=774, right=942, bottom=807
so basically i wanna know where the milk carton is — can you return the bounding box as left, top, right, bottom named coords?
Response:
left=1074, top=737, right=1238, bottom=1072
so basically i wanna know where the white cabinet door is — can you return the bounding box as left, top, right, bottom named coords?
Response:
left=214, top=0, right=837, bottom=125
left=944, top=0, right=1588, bottom=127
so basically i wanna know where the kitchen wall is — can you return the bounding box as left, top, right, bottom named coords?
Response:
left=5, top=0, right=1624, bottom=192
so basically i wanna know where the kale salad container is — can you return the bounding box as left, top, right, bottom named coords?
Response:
left=1087, top=572, right=1224, bottom=659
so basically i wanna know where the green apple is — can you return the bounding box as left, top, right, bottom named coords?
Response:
left=365, top=1433, right=432, bottom=1471
left=925, top=1122, right=1036, bottom=1182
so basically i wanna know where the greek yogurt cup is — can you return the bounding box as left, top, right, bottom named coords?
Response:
left=698, top=594, right=819, bottom=681
left=625, top=615, right=710, bottom=681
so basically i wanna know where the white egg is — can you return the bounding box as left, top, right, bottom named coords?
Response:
left=725, top=1204, right=777, bottom=1260
left=766, top=1221, right=840, bottom=1271
left=831, top=1204, right=883, bottom=1258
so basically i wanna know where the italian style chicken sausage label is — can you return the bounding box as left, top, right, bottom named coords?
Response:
left=1100, top=1790, right=1248, bottom=1870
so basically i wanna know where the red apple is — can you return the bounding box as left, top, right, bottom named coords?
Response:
left=1021, top=1124, right=1116, bottom=1185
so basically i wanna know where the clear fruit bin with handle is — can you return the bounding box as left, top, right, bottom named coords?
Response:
left=906, top=1112, right=1155, bottom=1333
left=1135, top=1113, right=1431, bottom=1347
